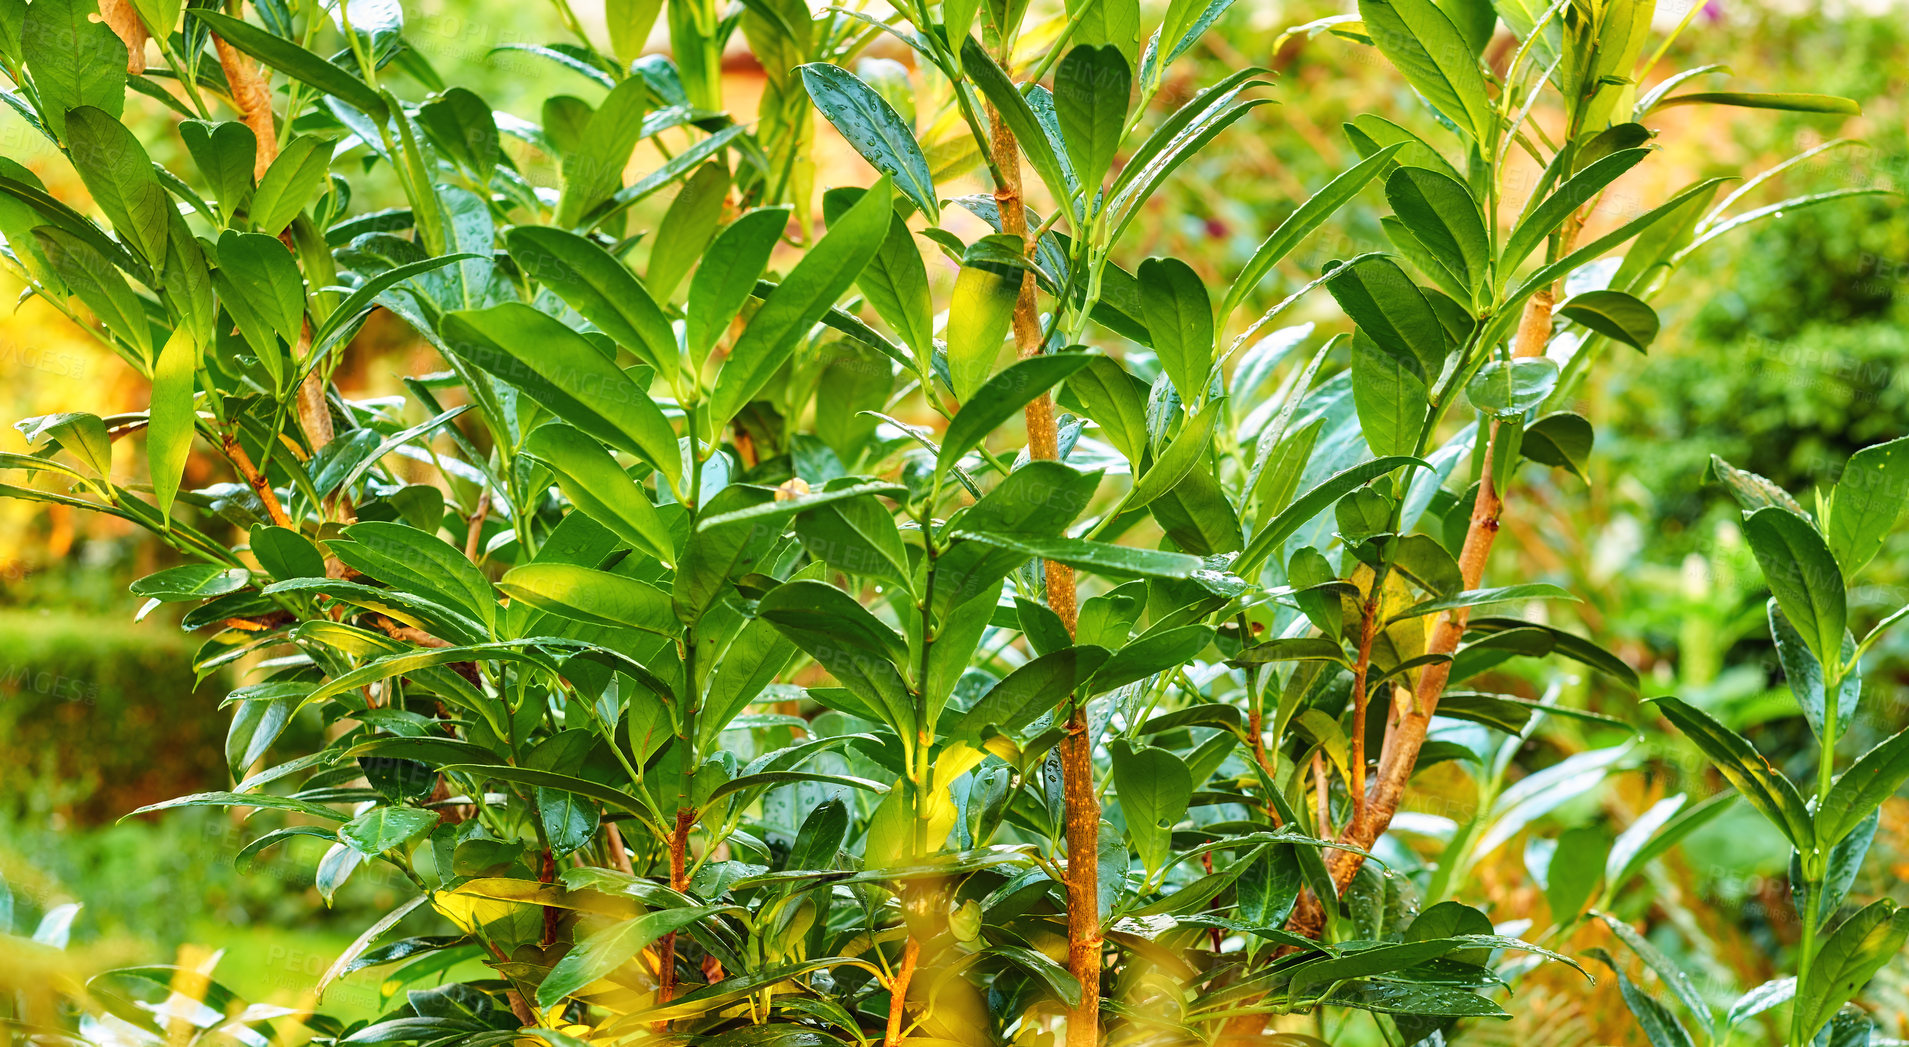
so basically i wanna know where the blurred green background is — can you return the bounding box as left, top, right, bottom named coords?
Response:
left=2, top=0, right=1906, bottom=1038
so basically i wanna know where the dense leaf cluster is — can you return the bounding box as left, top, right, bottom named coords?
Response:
left=0, top=0, right=1898, bottom=1045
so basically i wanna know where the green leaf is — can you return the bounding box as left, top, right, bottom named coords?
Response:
left=1325, top=255, right=1447, bottom=378
left=1391, top=584, right=1576, bottom=622
left=22, top=0, right=126, bottom=139
left=1615, top=968, right=1697, bottom=1047
left=339, top=807, right=437, bottom=856
left=1651, top=696, right=1814, bottom=850
left=646, top=161, right=730, bottom=299
left=63, top=107, right=168, bottom=266
left=1055, top=45, right=1130, bottom=192
left=191, top=10, right=388, bottom=122
left=1742, top=506, right=1846, bottom=671
left=126, top=790, right=345, bottom=822
left=954, top=647, right=1098, bottom=739
left=687, top=206, right=789, bottom=364
left=1827, top=435, right=1909, bottom=579
left=1543, top=825, right=1610, bottom=923
left=537, top=907, right=720, bottom=1008
left=1466, top=357, right=1558, bottom=417
left=417, top=87, right=499, bottom=179
left=707, top=770, right=888, bottom=804
left=1138, top=257, right=1214, bottom=400
left=33, top=229, right=150, bottom=359
left=440, top=303, right=681, bottom=484
left=1068, top=0, right=1139, bottom=66
left=709, top=179, right=892, bottom=427
left=959, top=37, right=1074, bottom=220
left=331, top=520, right=497, bottom=630
left=557, top=76, right=649, bottom=226
left=439, top=765, right=650, bottom=817
left=250, top=135, right=335, bottom=235
left=1795, top=900, right=1909, bottom=1043
left=1707, top=454, right=1807, bottom=516
left=1605, top=792, right=1736, bottom=892
left=214, top=230, right=305, bottom=389
left=800, top=64, right=937, bottom=222
left=1351, top=332, right=1427, bottom=458
left=1111, top=741, right=1193, bottom=874
left=946, top=239, right=1024, bottom=402
left=825, top=188, right=932, bottom=365
left=1221, top=144, right=1402, bottom=325
left=1384, top=166, right=1487, bottom=294
left=505, top=225, right=679, bottom=380
left=1558, top=290, right=1659, bottom=352
left=794, top=494, right=912, bottom=588
left=1654, top=92, right=1860, bottom=115
left=1129, top=399, right=1225, bottom=509
left=954, top=533, right=1243, bottom=596
left=607, top=0, right=664, bottom=64
left=1817, top=727, right=1909, bottom=852
left=147, top=328, right=198, bottom=521
left=1598, top=913, right=1713, bottom=1036
left=539, top=787, right=599, bottom=858
left=757, top=579, right=913, bottom=737
left=524, top=424, right=676, bottom=565
left=1066, top=356, right=1152, bottom=468
left=250, top=524, right=326, bottom=581
left=499, top=564, right=676, bottom=635
left=1523, top=412, right=1593, bottom=480
left=130, top=564, right=250, bottom=601
left=1238, top=455, right=1431, bottom=574
left=19, top=411, right=113, bottom=482
left=938, top=352, right=1094, bottom=479
left=1231, top=637, right=1349, bottom=665
left=1770, top=601, right=1859, bottom=745
left=1356, top=0, right=1493, bottom=141
left=1502, top=148, right=1652, bottom=275
left=1087, top=625, right=1213, bottom=694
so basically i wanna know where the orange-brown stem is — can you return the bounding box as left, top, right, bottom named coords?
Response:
left=1285, top=279, right=1560, bottom=941
left=988, top=99, right=1096, bottom=1046
left=602, top=821, right=634, bottom=875
left=1348, top=580, right=1383, bottom=826
left=656, top=806, right=695, bottom=1013
left=212, top=32, right=278, bottom=180
left=220, top=429, right=291, bottom=527
left=99, top=0, right=148, bottom=74
left=883, top=934, right=921, bottom=1047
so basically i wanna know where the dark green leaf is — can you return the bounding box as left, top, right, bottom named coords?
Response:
left=800, top=64, right=937, bottom=221
left=505, top=225, right=679, bottom=380
left=1651, top=696, right=1814, bottom=850
left=1558, top=290, right=1659, bottom=352
left=709, top=180, right=891, bottom=426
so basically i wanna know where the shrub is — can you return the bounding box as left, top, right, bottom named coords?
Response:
left=0, top=1, right=1900, bottom=1045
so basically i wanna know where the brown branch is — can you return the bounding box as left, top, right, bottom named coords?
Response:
left=220, top=428, right=291, bottom=527
left=655, top=807, right=695, bottom=1017
left=1284, top=265, right=1562, bottom=942
left=294, top=319, right=332, bottom=453
left=987, top=99, right=1097, bottom=1047
left=1347, top=576, right=1383, bottom=826
left=213, top=27, right=278, bottom=180
left=99, top=0, right=148, bottom=74
left=368, top=614, right=452, bottom=649
left=603, top=821, right=634, bottom=875
left=883, top=934, right=921, bottom=1047
left=464, top=491, right=491, bottom=562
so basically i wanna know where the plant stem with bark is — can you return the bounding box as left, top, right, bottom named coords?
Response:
left=988, top=103, right=1096, bottom=1047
